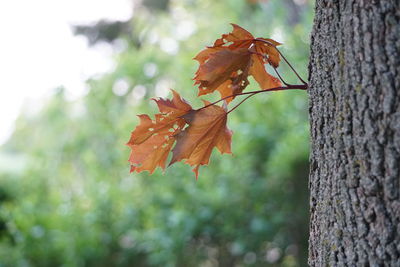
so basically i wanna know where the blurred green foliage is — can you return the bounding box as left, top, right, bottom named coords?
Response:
left=0, top=0, right=313, bottom=266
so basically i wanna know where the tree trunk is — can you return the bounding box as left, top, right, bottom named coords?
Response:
left=308, top=0, right=400, bottom=266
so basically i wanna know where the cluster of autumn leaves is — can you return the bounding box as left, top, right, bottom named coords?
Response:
left=127, top=24, right=284, bottom=178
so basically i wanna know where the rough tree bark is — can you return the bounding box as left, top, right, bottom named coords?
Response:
left=308, top=0, right=400, bottom=266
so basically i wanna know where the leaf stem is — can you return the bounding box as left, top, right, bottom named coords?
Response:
left=227, top=93, right=256, bottom=114
left=273, top=67, right=292, bottom=86
left=277, top=49, right=308, bottom=85
left=254, top=38, right=308, bottom=86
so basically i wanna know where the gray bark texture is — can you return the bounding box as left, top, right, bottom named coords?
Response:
left=308, top=0, right=400, bottom=266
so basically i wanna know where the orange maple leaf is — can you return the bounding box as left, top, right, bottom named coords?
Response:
left=126, top=90, right=192, bottom=174
left=193, top=24, right=281, bottom=102
left=170, top=102, right=232, bottom=179
left=126, top=24, right=307, bottom=179
left=194, top=48, right=252, bottom=100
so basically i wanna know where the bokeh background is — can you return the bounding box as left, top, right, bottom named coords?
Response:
left=0, top=0, right=313, bottom=266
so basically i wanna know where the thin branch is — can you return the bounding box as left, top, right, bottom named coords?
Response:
left=254, top=38, right=308, bottom=85
left=197, top=84, right=308, bottom=111
left=227, top=85, right=307, bottom=113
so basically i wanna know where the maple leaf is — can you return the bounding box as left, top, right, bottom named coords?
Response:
left=170, top=102, right=232, bottom=179
left=126, top=90, right=192, bottom=174
left=193, top=24, right=282, bottom=101
left=126, top=23, right=307, bottom=179
left=194, top=48, right=252, bottom=101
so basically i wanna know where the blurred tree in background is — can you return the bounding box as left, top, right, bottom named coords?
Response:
left=0, top=0, right=313, bottom=266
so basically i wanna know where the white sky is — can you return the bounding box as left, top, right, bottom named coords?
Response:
left=0, top=0, right=132, bottom=144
